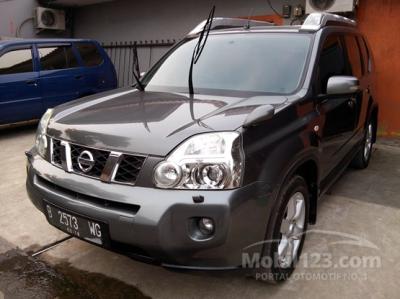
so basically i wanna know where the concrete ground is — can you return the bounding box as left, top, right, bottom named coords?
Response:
left=0, top=125, right=399, bottom=299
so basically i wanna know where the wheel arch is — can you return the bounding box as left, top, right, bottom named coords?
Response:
left=292, top=159, right=319, bottom=225
left=365, top=95, right=378, bottom=143
left=273, top=153, right=320, bottom=226
left=370, top=104, right=378, bottom=143
left=259, top=153, right=320, bottom=268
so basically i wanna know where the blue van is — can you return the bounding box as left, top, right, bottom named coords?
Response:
left=0, top=39, right=117, bottom=125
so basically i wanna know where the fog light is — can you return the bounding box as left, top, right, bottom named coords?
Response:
left=198, top=217, right=215, bottom=236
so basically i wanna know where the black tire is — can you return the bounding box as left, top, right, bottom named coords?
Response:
left=252, top=175, right=309, bottom=283
left=351, top=120, right=374, bottom=169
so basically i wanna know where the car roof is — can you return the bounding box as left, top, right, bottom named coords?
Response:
left=205, top=24, right=358, bottom=36
left=188, top=13, right=357, bottom=37
left=0, top=38, right=97, bottom=48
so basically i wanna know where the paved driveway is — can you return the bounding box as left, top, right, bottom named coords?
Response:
left=0, top=125, right=399, bottom=299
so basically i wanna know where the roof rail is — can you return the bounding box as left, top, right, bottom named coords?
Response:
left=300, top=13, right=356, bottom=31
left=188, top=17, right=274, bottom=35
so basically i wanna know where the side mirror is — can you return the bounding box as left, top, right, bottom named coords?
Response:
left=243, top=104, right=275, bottom=128
left=327, top=76, right=360, bottom=95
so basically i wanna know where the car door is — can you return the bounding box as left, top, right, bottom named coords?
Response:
left=315, top=33, right=358, bottom=179
left=357, top=35, right=374, bottom=129
left=0, top=45, right=42, bottom=124
left=343, top=34, right=367, bottom=147
left=74, top=41, right=116, bottom=94
left=36, top=43, right=85, bottom=109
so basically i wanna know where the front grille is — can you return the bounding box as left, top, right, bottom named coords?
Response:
left=114, top=155, right=146, bottom=184
left=70, top=143, right=109, bottom=178
left=36, top=175, right=140, bottom=216
left=50, top=138, right=146, bottom=185
left=52, top=139, right=62, bottom=166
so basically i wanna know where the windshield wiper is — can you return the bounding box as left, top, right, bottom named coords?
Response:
left=188, top=5, right=215, bottom=95
left=132, top=43, right=145, bottom=91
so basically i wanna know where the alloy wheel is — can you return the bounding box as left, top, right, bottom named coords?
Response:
left=364, top=123, right=373, bottom=160
left=277, top=192, right=306, bottom=268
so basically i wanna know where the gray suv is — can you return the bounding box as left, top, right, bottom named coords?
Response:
left=26, top=13, right=378, bottom=282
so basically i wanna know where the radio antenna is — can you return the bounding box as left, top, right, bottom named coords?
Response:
left=245, top=8, right=254, bottom=29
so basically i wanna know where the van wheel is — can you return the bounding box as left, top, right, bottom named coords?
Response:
left=351, top=121, right=374, bottom=169
left=253, top=175, right=309, bottom=283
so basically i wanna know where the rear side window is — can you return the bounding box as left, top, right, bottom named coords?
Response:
left=317, top=34, right=350, bottom=94
left=38, top=45, right=79, bottom=71
left=0, top=48, right=33, bottom=75
left=75, top=42, right=103, bottom=67
left=344, top=35, right=363, bottom=77
left=358, top=36, right=372, bottom=73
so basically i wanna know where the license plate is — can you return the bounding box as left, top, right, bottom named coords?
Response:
left=44, top=203, right=107, bottom=246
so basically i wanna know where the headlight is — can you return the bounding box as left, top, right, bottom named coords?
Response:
left=154, top=132, right=243, bottom=189
left=35, top=109, right=53, bottom=158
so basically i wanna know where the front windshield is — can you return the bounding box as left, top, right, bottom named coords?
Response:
left=144, top=33, right=311, bottom=95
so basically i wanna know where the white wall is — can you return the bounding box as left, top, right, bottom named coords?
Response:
left=0, top=0, right=39, bottom=38
left=0, top=0, right=72, bottom=39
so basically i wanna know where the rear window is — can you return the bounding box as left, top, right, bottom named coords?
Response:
left=38, top=45, right=79, bottom=70
left=75, top=42, right=103, bottom=67
left=358, top=36, right=372, bottom=73
left=0, top=48, right=33, bottom=75
left=317, top=34, right=351, bottom=94
left=344, top=35, right=363, bottom=77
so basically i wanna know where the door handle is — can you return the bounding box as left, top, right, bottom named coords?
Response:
left=347, top=97, right=356, bottom=108
left=75, top=75, right=84, bottom=80
left=26, top=80, right=38, bottom=87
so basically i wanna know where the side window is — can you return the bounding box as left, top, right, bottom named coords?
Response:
left=75, top=42, right=104, bottom=67
left=317, top=34, right=350, bottom=94
left=38, top=45, right=79, bottom=71
left=359, top=36, right=372, bottom=73
left=0, top=48, right=33, bottom=75
left=344, top=35, right=363, bottom=78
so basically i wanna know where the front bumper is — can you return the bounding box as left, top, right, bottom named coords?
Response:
left=26, top=149, right=273, bottom=269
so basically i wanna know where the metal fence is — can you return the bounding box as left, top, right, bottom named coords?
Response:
left=101, top=40, right=177, bottom=87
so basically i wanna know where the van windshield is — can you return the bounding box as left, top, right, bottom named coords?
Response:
left=144, top=33, right=311, bottom=95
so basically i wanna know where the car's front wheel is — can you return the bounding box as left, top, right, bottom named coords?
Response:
left=253, top=175, right=309, bottom=283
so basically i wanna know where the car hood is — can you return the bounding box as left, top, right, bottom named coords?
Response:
left=48, top=88, right=288, bottom=156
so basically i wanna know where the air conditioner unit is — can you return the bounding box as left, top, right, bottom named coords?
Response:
left=306, top=0, right=355, bottom=14
left=35, top=7, right=66, bottom=31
